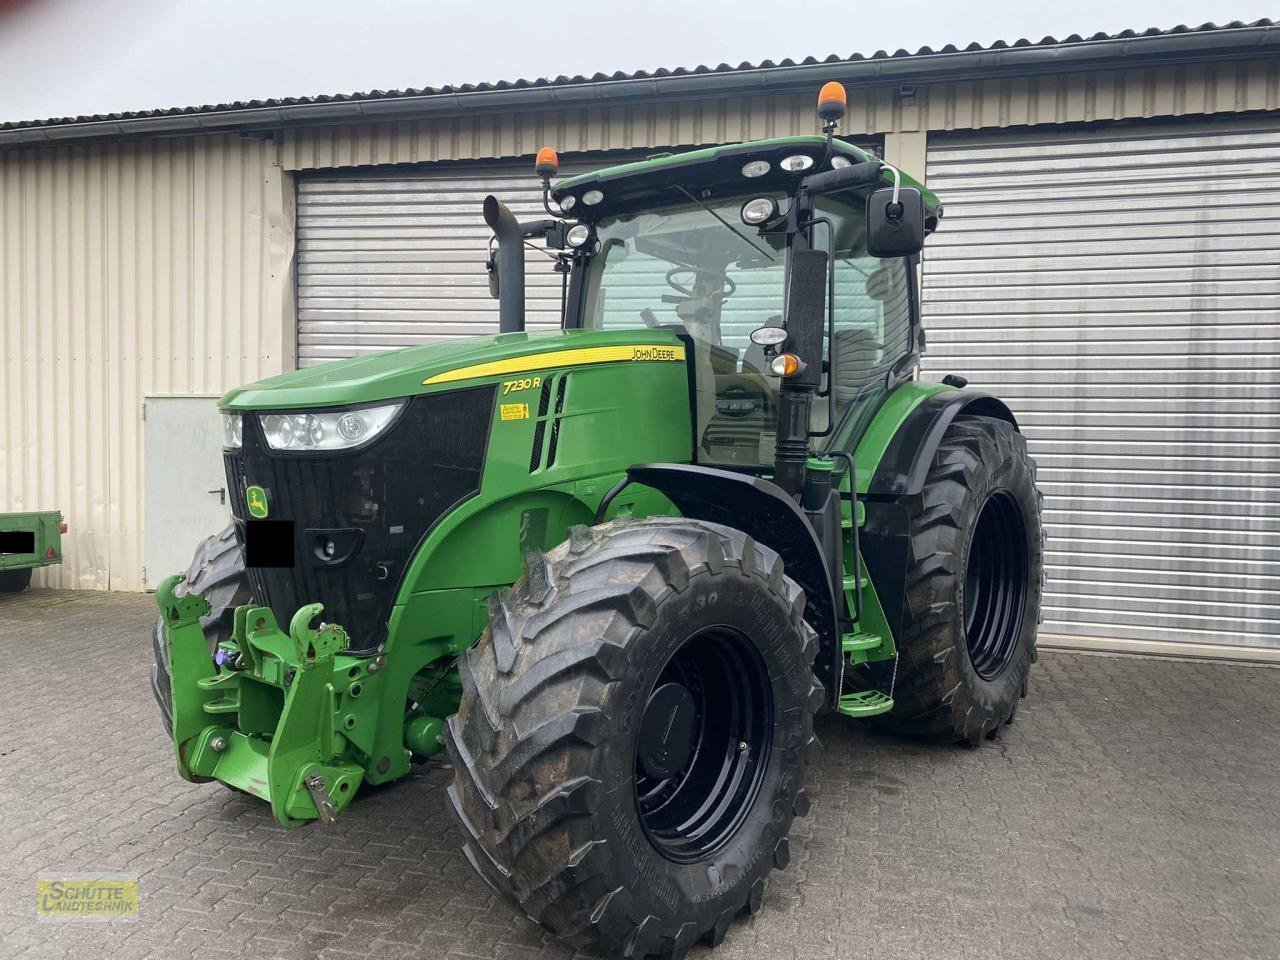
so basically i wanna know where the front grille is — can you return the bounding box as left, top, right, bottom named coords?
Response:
left=225, top=387, right=494, bottom=653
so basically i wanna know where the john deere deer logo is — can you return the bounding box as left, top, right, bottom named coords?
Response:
left=245, top=485, right=269, bottom=519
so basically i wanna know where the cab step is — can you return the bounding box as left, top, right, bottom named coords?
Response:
left=841, top=631, right=882, bottom=653
left=837, top=689, right=894, bottom=718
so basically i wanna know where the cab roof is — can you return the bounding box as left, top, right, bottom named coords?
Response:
left=552, top=135, right=941, bottom=217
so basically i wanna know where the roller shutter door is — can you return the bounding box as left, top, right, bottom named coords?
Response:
left=295, top=141, right=881, bottom=367
left=295, top=156, right=636, bottom=366
left=921, top=118, right=1280, bottom=655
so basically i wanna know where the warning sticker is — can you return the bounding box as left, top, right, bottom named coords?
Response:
left=500, top=403, right=530, bottom=421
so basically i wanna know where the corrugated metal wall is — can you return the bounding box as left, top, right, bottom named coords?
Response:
left=0, top=135, right=294, bottom=590
left=921, top=117, right=1280, bottom=654
left=4, top=54, right=1279, bottom=595
left=281, top=58, right=1280, bottom=171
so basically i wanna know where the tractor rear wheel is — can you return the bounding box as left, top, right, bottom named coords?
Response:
left=149, top=524, right=251, bottom=733
left=0, top=568, right=33, bottom=593
left=878, top=415, right=1043, bottom=744
left=446, top=518, right=823, bottom=959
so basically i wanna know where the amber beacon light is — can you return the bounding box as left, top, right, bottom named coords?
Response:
left=535, top=146, right=560, bottom=178
left=817, top=81, right=847, bottom=127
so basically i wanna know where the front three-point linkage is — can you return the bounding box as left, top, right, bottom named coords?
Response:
left=155, top=576, right=364, bottom=826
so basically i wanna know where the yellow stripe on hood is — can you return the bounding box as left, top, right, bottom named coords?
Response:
left=422, top=343, right=686, bottom=385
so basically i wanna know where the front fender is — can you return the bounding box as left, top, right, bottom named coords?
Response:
left=624, top=464, right=841, bottom=709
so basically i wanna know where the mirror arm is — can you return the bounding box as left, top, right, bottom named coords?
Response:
left=881, top=164, right=903, bottom=217
left=799, top=215, right=838, bottom=439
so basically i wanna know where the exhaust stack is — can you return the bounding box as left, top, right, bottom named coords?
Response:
left=483, top=194, right=525, bottom=333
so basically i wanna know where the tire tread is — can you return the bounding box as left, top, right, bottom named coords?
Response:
left=445, top=517, right=821, bottom=957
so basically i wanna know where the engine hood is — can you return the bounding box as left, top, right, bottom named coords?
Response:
left=221, top=327, right=688, bottom=411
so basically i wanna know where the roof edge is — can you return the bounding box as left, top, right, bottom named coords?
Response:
left=2, top=21, right=1276, bottom=150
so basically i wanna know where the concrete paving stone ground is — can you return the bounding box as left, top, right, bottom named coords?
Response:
left=1, top=589, right=1277, bottom=959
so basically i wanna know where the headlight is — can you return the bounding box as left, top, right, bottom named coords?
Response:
left=221, top=412, right=243, bottom=449
left=566, top=223, right=592, bottom=247
left=559, top=194, right=576, bottom=212
left=830, top=155, right=852, bottom=169
left=741, top=159, right=770, bottom=178
left=582, top=189, right=604, bottom=206
left=259, top=401, right=405, bottom=452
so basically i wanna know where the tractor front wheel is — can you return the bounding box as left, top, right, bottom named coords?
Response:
left=446, top=518, right=822, bottom=959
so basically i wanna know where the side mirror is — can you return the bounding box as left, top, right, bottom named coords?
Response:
left=866, top=186, right=924, bottom=258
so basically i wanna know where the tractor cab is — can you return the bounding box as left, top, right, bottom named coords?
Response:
left=487, top=85, right=941, bottom=494
left=567, top=162, right=920, bottom=467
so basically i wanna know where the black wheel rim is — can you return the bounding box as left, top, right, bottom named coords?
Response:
left=963, top=490, right=1029, bottom=680
left=634, top=626, right=773, bottom=863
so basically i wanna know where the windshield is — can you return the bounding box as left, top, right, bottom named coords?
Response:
left=578, top=192, right=911, bottom=467
left=580, top=194, right=789, bottom=351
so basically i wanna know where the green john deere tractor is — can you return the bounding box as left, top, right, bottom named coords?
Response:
left=152, top=81, right=1042, bottom=958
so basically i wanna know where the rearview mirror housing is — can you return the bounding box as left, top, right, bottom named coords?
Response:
left=866, top=186, right=925, bottom=258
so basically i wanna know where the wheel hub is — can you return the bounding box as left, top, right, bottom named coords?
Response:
left=637, top=683, right=697, bottom=780
left=634, top=626, right=773, bottom=864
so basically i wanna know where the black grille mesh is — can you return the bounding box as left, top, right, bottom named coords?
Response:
left=224, top=388, right=493, bottom=652
left=546, top=376, right=569, bottom=468
left=528, top=377, right=554, bottom=472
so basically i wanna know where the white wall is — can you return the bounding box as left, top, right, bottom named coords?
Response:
left=0, top=134, right=294, bottom=590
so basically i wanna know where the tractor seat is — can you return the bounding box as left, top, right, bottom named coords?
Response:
left=830, top=328, right=882, bottom=405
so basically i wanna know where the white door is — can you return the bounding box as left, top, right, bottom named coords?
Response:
left=144, top=396, right=230, bottom=589
left=921, top=117, right=1280, bottom=656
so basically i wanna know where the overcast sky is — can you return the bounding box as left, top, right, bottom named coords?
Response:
left=0, top=0, right=1273, bottom=124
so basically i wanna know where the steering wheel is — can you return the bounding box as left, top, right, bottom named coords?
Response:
left=665, top=266, right=736, bottom=300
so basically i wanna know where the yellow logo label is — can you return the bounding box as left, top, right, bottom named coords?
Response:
left=500, top=403, right=530, bottom=421
left=245, top=485, right=269, bottom=519
left=37, top=878, right=139, bottom=920
left=630, top=345, right=679, bottom=361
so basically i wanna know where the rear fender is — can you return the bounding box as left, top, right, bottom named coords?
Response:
left=856, top=387, right=1019, bottom=644
left=866, top=389, right=1018, bottom=498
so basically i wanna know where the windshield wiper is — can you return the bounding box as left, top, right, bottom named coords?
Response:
left=673, top=185, right=775, bottom=262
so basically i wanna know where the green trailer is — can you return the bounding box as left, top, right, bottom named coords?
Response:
left=0, top=510, right=65, bottom=592
left=151, top=82, right=1042, bottom=959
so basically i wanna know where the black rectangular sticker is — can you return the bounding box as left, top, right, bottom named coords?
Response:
left=0, top=531, right=36, bottom=555
left=245, top=520, right=295, bottom=568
